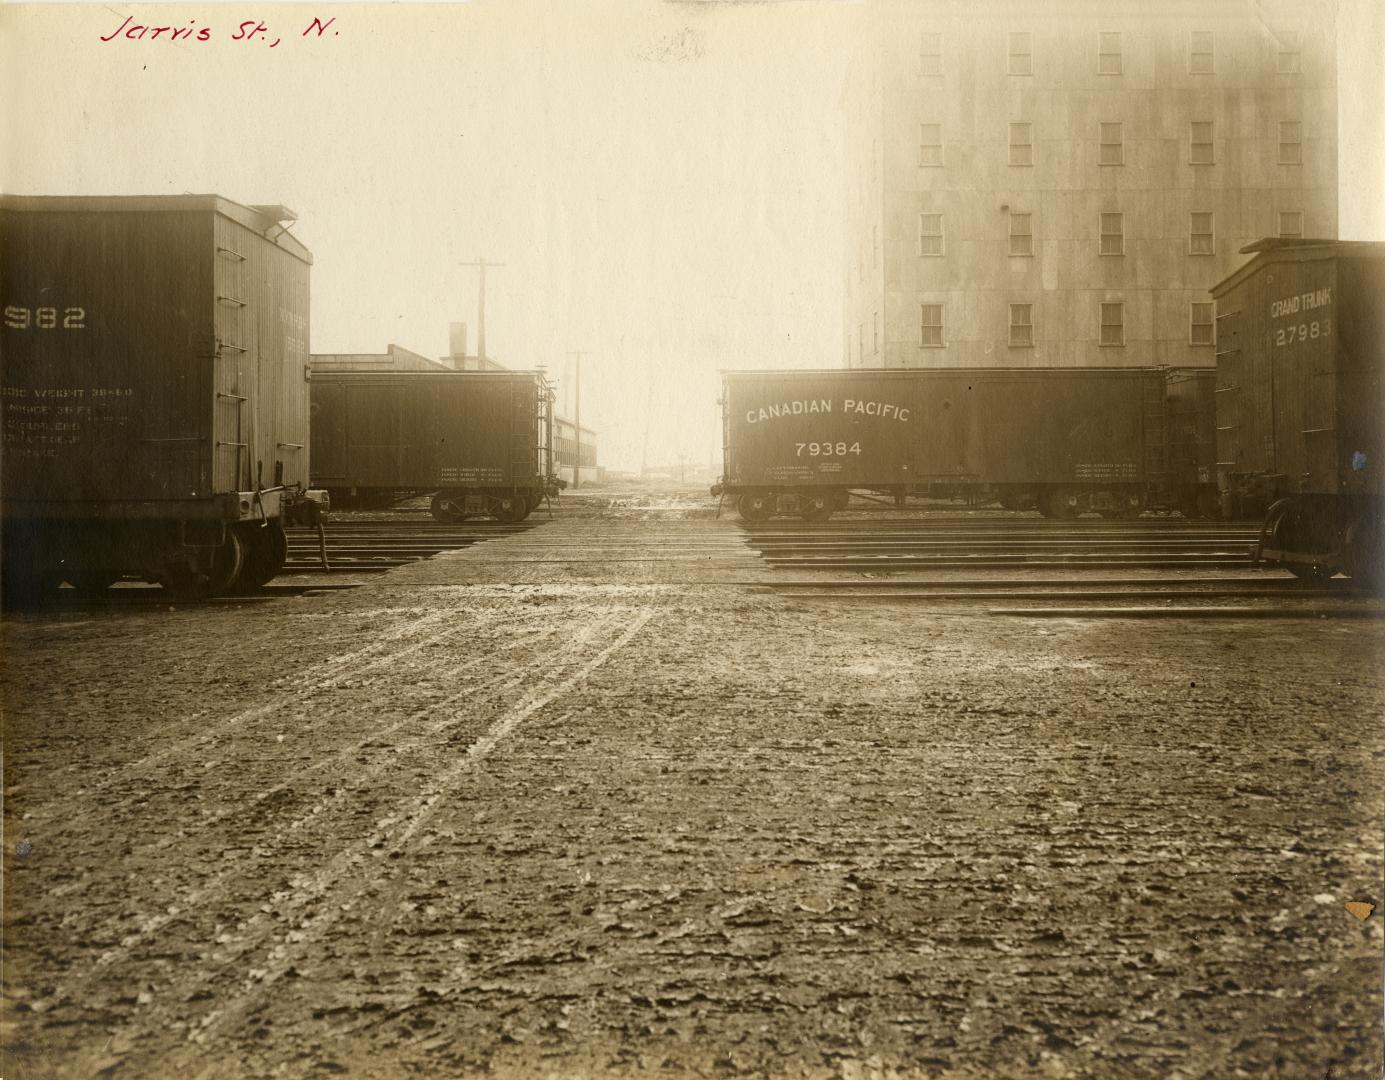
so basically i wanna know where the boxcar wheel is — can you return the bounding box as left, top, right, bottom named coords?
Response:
left=159, top=529, right=245, bottom=601
left=1042, top=488, right=1081, bottom=521
left=430, top=493, right=467, bottom=524
left=496, top=497, right=528, bottom=524
left=234, top=521, right=289, bottom=591
left=737, top=494, right=772, bottom=522
left=800, top=494, right=834, bottom=523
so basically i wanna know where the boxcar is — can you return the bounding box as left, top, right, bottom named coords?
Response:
left=309, top=369, right=558, bottom=522
left=0, top=194, right=326, bottom=602
left=717, top=367, right=1175, bottom=521
left=1163, top=367, right=1220, bottom=518
left=1211, top=239, right=1385, bottom=582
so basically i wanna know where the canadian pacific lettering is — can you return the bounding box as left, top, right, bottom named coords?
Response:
left=745, top=399, right=910, bottom=424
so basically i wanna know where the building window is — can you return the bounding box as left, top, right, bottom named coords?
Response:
left=1099, top=212, right=1124, bottom=256
left=1279, top=210, right=1304, bottom=238
left=1099, top=302, right=1124, bottom=347
left=1098, top=31, right=1122, bottom=74
left=920, top=32, right=942, bottom=76
left=1190, top=30, right=1214, bottom=73
left=920, top=304, right=944, bottom=347
left=918, top=212, right=944, bottom=256
left=1279, top=121, right=1303, bottom=164
left=1190, top=302, right=1215, bottom=346
left=920, top=123, right=943, bottom=166
left=1009, top=211, right=1033, bottom=256
left=1009, top=122, right=1033, bottom=166
left=1099, top=122, right=1123, bottom=165
left=1009, top=303, right=1034, bottom=347
left=1189, top=211, right=1214, bottom=255
left=1008, top=32, right=1032, bottom=75
left=1190, top=121, right=1214, bottom=164
left=1276, top=30, right=1301, bottom=74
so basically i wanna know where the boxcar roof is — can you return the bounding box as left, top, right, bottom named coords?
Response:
left=1213, top=238, right=1385, bottom=298
left=0, top=193, right=312, bottom=264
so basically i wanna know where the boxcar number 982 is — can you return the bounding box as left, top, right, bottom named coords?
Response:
left=4, top=306, right=86, bottom=330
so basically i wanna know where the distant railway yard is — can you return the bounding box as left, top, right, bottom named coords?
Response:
left=3, top=485, right=1383, bottom=1079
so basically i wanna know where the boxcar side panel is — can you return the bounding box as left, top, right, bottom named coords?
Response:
left=1, top=208, right=214, bottom=504
left=344, top=384, right=404, bottom=486
left=308, top=380, right=348, bottom=484
left=725, top=372, right=917, bottom=487
left=438, top=376, right=527, bottom=486
left=923, top=371, right=1158, bottom=485
left=309, top=372, right=547, bottom=490
left=1263, top=259, right=1339, bottom=493
left=221, top=213, right=311, bottom=494
left=1164, top=368, right=1217, bottom=486
left=1333, top=256, right=1385, bottom=497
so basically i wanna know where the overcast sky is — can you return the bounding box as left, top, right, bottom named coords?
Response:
left=2, top=1, right=1381, bottom=471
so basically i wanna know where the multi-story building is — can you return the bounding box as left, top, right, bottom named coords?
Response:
left=843, top=0, right=1337, bottom=370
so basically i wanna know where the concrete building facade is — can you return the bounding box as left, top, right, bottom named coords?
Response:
left=844, top=0, right=1338, bottom=371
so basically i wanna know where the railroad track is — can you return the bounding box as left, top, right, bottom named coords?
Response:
left=742, top=517, right=1262, bottom=571
left=285, top=519, right=542, bottom=573
left=743, top=516, right=1385, bottom=615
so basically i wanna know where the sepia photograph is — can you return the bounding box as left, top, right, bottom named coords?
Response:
left=2, top=0, right=1383, bottom=1077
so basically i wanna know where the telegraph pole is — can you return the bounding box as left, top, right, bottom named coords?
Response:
left=567, top=350, right=589, bottom=489
left=460, top=258, right=505, bottom=365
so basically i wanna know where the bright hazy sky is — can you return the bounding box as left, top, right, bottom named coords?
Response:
left=2, top=1, right=1381, bottom=470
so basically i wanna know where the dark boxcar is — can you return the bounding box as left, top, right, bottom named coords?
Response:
left=309, top=369, right=557, bottom=521
left=1163, top=367, right=1219, bottom=518
left=1212, top=239, right=1385, bottom=581
left=0, top=194, right=325, bottom=602
left=718, top=367, right=1168, bottom=521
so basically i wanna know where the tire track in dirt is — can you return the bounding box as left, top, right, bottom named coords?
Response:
left=160, top=606, right=657, bottom=1049
left=39, top=621, right=567, bottom=910
left=36, top=606, right=648, bottom=1020
left=22, top=603, right=510, bottom=827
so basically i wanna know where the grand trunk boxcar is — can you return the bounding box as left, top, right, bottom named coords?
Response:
left=717, top=367, right=1176, bottom=521
left=1212, top=239, right=1385, bottom=582
left=0, top=195, right=326, bottom=602
left=309, top=369, right=558, bottom=521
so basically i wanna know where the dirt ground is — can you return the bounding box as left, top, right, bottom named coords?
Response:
left=3, top=495, right=1382, bottom=1079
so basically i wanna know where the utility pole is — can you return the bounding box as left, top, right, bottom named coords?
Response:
left=567, top=350, right=589, bottom=489
left=460, top=258, right=505, bottom=365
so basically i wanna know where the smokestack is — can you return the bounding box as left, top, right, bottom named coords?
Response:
left=449, top=322, right=468, bottom=361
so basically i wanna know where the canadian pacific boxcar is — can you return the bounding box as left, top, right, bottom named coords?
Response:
left=716, top=367, right=1177, bottom=522
left=1211, top=239, right=1385, bottom=582
left=309, top=369, right=558, bottom=522
left=0, top=194, right=326, bottom=603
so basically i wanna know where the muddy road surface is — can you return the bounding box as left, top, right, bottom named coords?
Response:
left=3, top=501, right=1382, bottom=1079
